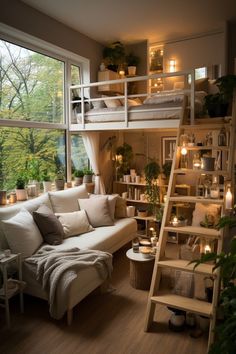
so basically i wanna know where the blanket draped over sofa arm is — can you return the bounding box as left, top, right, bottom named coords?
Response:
left=25, top=246, right=113, bottom=319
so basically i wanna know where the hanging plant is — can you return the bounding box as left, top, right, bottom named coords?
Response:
left=144, top=160, right=161, bottom=218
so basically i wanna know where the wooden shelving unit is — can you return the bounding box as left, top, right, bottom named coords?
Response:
left=144, top=94, right=236, bottom=351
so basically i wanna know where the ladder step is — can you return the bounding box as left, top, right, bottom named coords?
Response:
left=174, top=169, right=228, bottom=176
left=158, top=258, right=216, bottom=277
left=169, top=196, right=224, bottom=205
left=151, top=294, right=212, bottom=317
left=177, top=146, right=229, bottom=151
left=164, top=226, right=221, bottom=239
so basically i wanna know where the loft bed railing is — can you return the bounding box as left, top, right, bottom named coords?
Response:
left=69, top=70, right=195, bottom=131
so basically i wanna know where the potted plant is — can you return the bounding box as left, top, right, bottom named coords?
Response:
left=191, top=212, right=236, bottom=353
left=162, top=161, right=172, bottom=183
left=42, top=172, right=52, bottom=193
left=54, top=169, right=65, bottom=191
left=74, top=170, right=84, bottom=186
left=103, top=41, right=126, bottom=72
left=15, top=175, right=28, bottom=201
left=125, top=52, right=140, bottom=76
left=83, top=168, right=93, bottom=183
left=144, top=160, right=161, bottom=218
left=116, top=143, right=133, bottom=177
left=204, top=74, right=236, bottom=117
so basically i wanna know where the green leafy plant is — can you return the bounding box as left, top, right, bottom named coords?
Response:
left=191, top=212, right=236, bottom=354
left=116, top=143, right=133, bottom=175
left=74, top=169, right=84, bottom=178
left=162, top=161, right=172, bottom=179
left=27, top=158, right=40, bottom=181
left=41, top=172, right=51, bottom=182
left=125, top=52, right=140, bottom=67
left=204, top=75, right=236, bottom=117
left=55, top=169, right=65, bottom=180
left=16, top=176, right=26, bottom=189
left=83, top=168, right=93, bottom=176
left=103, top=41, right=125, bottom=72
left=144, top=160, right=161, bottom=218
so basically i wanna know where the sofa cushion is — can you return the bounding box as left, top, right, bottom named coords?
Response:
left=56, top=210, right=94, bottom=238
left=50, top=218, right=137, bottom=254
left=1, top=208, right=43, bottom=258
left=89, top=194, right=118, bottom=220
left=78, top=196, right=114, bottom=227
left=49, top=185, right=88, bottom=213
left=115, top=196, right=127, bottom=218
left=33, top=204, right=64, bottom=245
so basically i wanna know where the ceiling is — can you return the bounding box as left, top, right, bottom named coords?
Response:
left=21, top=0, right=236, bottom=44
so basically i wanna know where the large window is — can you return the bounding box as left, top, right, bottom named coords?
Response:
left=0, top=31, right=89, bottom=192
left=0, top=40, right=64, bottom=123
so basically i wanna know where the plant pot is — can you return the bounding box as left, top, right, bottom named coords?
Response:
left=0, top=190, right=7, bottom=205
left=128, top=66, right=136, bottom=76
left=43, top=181, right=52, bottom=192
left=28, top=180, right=40, bottom=196
left=83, top=175, right=92, bottom=183
left=55, top=179, right=65, bottom=191
left=74, top=177, right=83, bottom=186
left=16, top=189, right=28, bottom=201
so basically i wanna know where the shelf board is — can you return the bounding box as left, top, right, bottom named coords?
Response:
left=178, top=145, right=229, bottom=151
left=169, top=196, right=224, bottom=205
left=174, top=169, right=228, bottom=176
left=164, top=225, right=221, bottom=239
left=158, top=258, right=216, bottom=277
left=151, top=294, right=212, bottom=317
left=134, top=216, right=156, bottom=221
left=114, top=181, right=146, bottom=186
left=127, top=199, right=148, bottom=204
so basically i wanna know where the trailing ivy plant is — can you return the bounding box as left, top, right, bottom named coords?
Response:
left=144, top=160, right=161, bottom=218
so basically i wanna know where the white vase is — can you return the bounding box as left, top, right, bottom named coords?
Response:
left=16, top=189, right=28, bottom=201
left=43, top=181, right=52, bottom=192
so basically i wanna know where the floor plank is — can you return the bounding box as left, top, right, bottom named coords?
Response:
left=0, top=244, right=207, bottom=354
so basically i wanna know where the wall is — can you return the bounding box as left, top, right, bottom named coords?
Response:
left=0, top=0, right=103, bottom=82
left=228, top=21, right=236, bottom=74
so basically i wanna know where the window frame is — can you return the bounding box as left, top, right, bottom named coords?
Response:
left=0, top=23, right=90, bottom=182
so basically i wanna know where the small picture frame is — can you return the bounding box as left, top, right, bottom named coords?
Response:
left=162, top=137, right=177, bottom=164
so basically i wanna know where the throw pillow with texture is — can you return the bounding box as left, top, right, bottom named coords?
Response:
left=56, top=210, right=94, bottom=238
left=33, top=204, right=64, bottom=245
left=49, top=185, right=88, bottom=213
left=102, top=96, right=122, bottom=108
left=78, top=196, right=114, bottom=227
left=89, top=194, right=118, bottom=220
left=1, top=208, right=43, bottom=258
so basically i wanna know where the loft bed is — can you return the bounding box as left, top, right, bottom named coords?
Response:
left=69, top=70, right=205, bottom=131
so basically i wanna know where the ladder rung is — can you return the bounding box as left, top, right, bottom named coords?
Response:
left=177, top=145, right=229, bottom=151
left=151, top=294, right=212, bottom=317
left=174, top=169, right=229, bottom=176
left=164, top=226, right=221, bottom=239
left=169, top=196, right=224, bottom=205
left=158, top=258, right=216, bottom=277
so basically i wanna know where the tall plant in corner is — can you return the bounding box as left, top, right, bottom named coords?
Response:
left=144, top=159, right=161, bottom=218
left=191, top=214, right=236, bottom=354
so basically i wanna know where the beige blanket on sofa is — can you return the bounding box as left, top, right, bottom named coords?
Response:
left=25, top=246, right=113, bottom=319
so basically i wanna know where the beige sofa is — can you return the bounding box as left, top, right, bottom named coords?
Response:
left=0, top=186, right=137, bottom=323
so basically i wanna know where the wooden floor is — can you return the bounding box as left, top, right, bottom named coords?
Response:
left=0, top=244, right=207, bottom=354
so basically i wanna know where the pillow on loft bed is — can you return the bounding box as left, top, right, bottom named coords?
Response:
left=120, top=98, right=142, bottom=106
left=102, top=96, right=122, bottom=108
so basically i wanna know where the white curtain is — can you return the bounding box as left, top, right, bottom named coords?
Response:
left=81, top=132, right=106, bottom=194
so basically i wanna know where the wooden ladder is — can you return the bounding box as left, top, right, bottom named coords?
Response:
left=144, top=94, right=236, bottom=352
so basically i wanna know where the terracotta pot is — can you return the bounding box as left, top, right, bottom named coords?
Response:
left=55, top=179, right=65, bottom=191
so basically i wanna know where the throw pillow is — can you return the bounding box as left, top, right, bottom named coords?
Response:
left=1, top=208, right=43, bottom=258
left=49, top=185, right=88, bottom=213
left=56, top=210, right=94, bottom=238
left=192, top=203, right=220, bottom=227
left=102, top=96, right=122, bottom=108
left=78, top=197, right=114, bottom=227
left=114, top=196, right=127, bottom=218
left=33, top=204, right=64, bottom=245
left=195, top=78, right=209, bottom=92
left=89, top=194, right=118, bottom=220
left=92, top=100, right=106, bottom=109
left=120, top=98, right=142, bottom=107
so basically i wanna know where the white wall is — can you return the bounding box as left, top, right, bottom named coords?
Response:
left=163, top=30, right=226, bottom=76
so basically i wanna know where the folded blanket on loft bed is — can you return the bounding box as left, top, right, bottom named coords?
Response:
left=25, top=246, right=113, bottom=319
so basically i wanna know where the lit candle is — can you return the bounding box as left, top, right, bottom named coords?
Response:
left=181, top=146, right=187, bottom=155
left=172, top=216, right=179, bottom=227
left=163, top=195, right=167, bottom=203
left=204, top=245, right=211, bottom=254
left=225, top=186, right=233, bottom=210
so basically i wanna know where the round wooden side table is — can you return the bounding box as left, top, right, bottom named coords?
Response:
left=126, top=248, right=155, bottom=290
